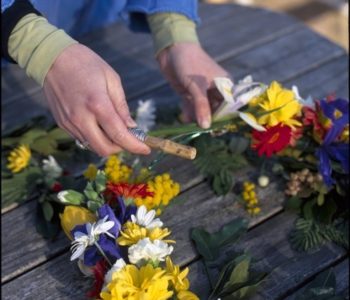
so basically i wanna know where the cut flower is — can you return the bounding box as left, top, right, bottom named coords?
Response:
left=252, top=123, right=292, bottom=157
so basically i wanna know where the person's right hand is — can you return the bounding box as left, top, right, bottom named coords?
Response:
left=43, top=43, right=150, bottom=157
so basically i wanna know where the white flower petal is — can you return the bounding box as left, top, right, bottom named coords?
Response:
left=136, top=99, right=156, bottom=132
left=239, top=112, right=266, bottom=132
left=70, top=244, right=86, bottom=261
left=214, top=77, right=234, bottom=103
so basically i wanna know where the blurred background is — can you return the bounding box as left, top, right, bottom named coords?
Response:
left=203, top=0, right=349, bottom=51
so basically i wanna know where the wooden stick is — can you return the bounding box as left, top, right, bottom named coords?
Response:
left=144, top=136, right=197, bottom=160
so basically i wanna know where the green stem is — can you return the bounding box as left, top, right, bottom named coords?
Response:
left=148, top=116, right=237, bottom=137
left=94, top=241, right=113, bottom=267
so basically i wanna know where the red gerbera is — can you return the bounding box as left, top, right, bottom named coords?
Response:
left=252, top=123, right=292, bottom=157
left=86, top=259, right=108, bottom=298
left=105, top=182, right=154, bottom=200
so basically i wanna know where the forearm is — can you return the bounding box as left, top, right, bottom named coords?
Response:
left=147, top=13, right=200, bottom=57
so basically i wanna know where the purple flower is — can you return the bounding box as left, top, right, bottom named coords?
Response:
left=114, top=196, right=137, bottom=224
left=70, top=204, right=122, bottom=266
left=316, top=98, right=349, bottom=186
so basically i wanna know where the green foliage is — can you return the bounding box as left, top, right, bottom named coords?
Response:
left=191, top=218, right=248, bottom=261
left=191, top=217, right=266, bottom=300
left=295, top=269, right=345, bottom=300
left=35, top=201, right=61, bottom=239
left=289, top=218, right=349, bottom=252
left=1, top=167, right=42, bottom=207
left=193, top=135, right=248, bottom=195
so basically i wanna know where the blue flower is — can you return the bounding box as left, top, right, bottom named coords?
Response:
left=114, top=196, right=137, bottom=224
left=70, top=204, right=122, bottom=266
left=316, top=98, right=349, bottom=187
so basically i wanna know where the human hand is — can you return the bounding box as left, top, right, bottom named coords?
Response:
left=43, top=44, right=150, bottom=157
left=157, top=43, right=230, bottom=128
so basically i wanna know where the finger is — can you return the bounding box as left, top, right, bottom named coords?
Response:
left=180, top=96, right=194, bottom=123
left=44, top=91, right=86, bottom=143
left=106, top=69, right=137, bottom=128
left=90, top=95, right=151, bottom=155
left=188, top=80, right=212, bottom=129
left=81, top=117, right=124, bottom=156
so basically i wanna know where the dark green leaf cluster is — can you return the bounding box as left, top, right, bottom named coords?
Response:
left=191, top=218, right=267, bottom=299
left=193, top=135, right=249, bottom=195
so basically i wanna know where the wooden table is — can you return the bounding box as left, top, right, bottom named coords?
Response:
left=1, top=3, right=349, bottom=299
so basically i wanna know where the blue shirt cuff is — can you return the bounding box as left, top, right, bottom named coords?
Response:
left=125, top=0, right=200, bottom=32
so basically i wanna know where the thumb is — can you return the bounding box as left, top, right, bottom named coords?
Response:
left=188, top=81, right=212, bottom=129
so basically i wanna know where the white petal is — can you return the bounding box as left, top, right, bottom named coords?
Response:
left=239, top=112, right=266, bottom=132
left=70, top=244, right=86, bottom=261
left=95, top=220, right=114, bottom=234
left=214, top=77, right=235, bottom=103
left=144, top=210, right=156, bottom=226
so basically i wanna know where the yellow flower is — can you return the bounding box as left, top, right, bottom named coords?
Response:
left=7, top=145, right=31, bottom=173
left=165, top=257, right=190, bottom=292
left=257, top=81, right=302, bottom=128
left=117, top=222, right=147, bottom=246
left=177, top=290, right=200, bottom=300
left=135, top=173, right=180, bottom=211
left=100, top=264, right=173, bottom=300
left=117, top=222, right=174, bottom=246
left=83, top=164, right=98, bottom=181
left=242, top=181, right=261, bottom=216
left=104, top=155, right=132, bottom=183
left=59, top=206, right=96, bottom=240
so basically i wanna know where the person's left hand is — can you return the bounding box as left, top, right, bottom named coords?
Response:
left=157, top=43, right=230, bottom=128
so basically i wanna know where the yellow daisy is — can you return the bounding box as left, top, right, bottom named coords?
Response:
left=7, top=144, right=31, bottom=173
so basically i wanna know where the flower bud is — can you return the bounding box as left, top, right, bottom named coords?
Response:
left=258, top=175, right=269, bottom=187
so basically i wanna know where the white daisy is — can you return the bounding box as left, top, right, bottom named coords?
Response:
left=70, top=216, right=115, bottom=261
left=128, top=238, right=173, bottom=266
left=42, top=155, right=63, bottom=179
left=131, top=205, right=163, bottom=229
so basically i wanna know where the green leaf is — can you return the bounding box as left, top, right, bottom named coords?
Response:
left=35, top=202, right=60, bottom=239
left=317, top=193, right=325, bottom=206
left=191, top=218, right=248, bottom=261
left=31, top=136, right=58, bottom=155
left=84, top=182, right=99, bottom=201
left=1, top=167, right=42, bottom=208
left=42, top=201, right=54, bottom=221
left=94, top=171, right=107, bottom=193
left=87, top=200, right=102, bottom=212
left=228, top=136, right=249, bottom=154
left=284, top=196, right=303, bottom=212
left=47, top=127, right=72, bottom=144
left=19, top=128, right=48, bottom=145
left=315, top=198, right=337, bottom=224
left=303, top=199, right=316, bottom=220
left=58, top=190, right=84, bottom=205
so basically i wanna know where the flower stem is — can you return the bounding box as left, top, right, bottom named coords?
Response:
left=148, top=117, right=236, bottom=137
left=94, top=241, right=113, bottom=267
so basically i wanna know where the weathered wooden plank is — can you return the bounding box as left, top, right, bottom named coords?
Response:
left=185, top=212, right=347, bottom=299
left=285, top=258, right=349, bottom=299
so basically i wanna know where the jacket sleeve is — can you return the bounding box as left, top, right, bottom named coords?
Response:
left=124, top=0, right=200, bottom=32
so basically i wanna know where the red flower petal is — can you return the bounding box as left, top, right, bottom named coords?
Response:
left=86, top=259, right=108, bottom=298
left=252, top=124, right=292, bottom=157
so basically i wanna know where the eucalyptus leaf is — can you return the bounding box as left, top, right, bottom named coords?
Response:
left=228, top=136, right=249, bottom=154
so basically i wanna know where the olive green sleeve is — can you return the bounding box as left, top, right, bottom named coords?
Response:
left=147, top=13, right=200, bottom=57
left=8, top=13, right=78, bottom=86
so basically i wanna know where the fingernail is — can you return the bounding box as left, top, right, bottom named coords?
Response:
left=200, top=119, right=211, bottom=129
left=127, top=118, right=137, bottom=128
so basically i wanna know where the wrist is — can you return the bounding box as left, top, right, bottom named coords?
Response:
left=147, top=13, right=200, bottom=57
left=8, top=13, right=78, bottom=86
